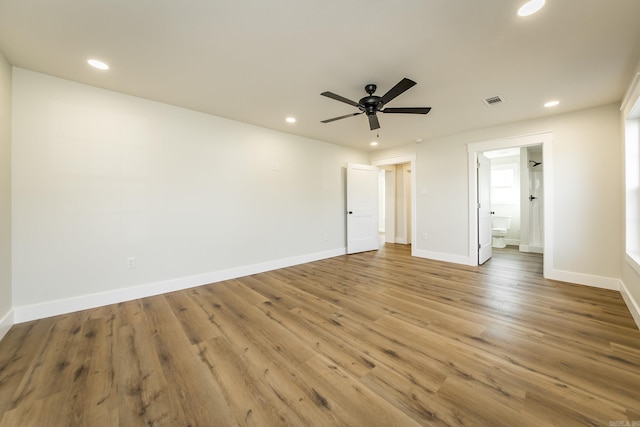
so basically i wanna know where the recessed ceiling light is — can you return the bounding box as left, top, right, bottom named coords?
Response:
left=415, top=138, right=423, bottom=143
left=370, top=141, right=378, bottom=147
left=87, top=59, right=109, bottom=70
left=544, top=100, right=560, bottom=108
left=517, top=0, right=545, bottom=17
left=285, top=117, right=296, bottom=123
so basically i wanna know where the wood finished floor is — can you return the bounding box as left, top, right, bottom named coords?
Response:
left=1, top=245, right=640, bottom=426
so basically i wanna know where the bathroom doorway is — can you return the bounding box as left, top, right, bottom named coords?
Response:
left=467, top=132, right=552, bottom=277
left=482, top=145, right=544, bottom=262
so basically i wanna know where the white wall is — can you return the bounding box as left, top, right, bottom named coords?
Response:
left=0, top=52, right=12, bottom=338
left=372, top=103, right=622, bottom=282
left=11, top=69, right=368, bottom=318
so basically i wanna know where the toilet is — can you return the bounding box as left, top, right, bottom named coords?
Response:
left=491, top=216, right=511, bottom=248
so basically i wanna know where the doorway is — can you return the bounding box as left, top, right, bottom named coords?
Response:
left=467, top=132, right=553, bottom=278
left=378, top=163, right=412, bottom=245
left=372, top=154, right=417, bottom=255
left=481, top=145, right=544, bottom=264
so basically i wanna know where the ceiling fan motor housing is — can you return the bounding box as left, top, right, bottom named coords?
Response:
left=362, top=84, right=383, bottom=115
left=361, top=97, right=382, bottom=115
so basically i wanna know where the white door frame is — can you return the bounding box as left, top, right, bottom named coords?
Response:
left=467, top=132, right=553, bottom=278
left=372, top=154, right=417, bottom=256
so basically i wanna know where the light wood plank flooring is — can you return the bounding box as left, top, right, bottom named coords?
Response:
left=1, top=244, right=639, bottom=426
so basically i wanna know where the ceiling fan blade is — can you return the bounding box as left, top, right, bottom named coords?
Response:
left=381, top=107, right=431, bottom=114
left=368, top=114, right=380, bottom=130
left=321, top=91, right=361, bottom=107
left=321, top=112, right=363, bottom=123
left=380, top=78, right=417, bottom=105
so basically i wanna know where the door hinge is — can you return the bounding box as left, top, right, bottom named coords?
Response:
left=478, top=243, right=482, bottom=250
left=477, top=202, right=481, bottom=209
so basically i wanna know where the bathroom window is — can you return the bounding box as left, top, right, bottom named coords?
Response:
left=491, top=163, right=519, bottom=204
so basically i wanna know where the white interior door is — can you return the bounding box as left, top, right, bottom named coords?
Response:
left=478, top=153, right=492, bottom=264
left=347, top=163, right=379, bottom=254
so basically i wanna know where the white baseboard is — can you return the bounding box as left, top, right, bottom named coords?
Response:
left=13, top=247, right=346, bottom=324
left=546, top=269, right=621, bottom=291
left=620, top=281, right=640, bottom=330
left=0, top=309, right=14, bottom=343
left=519, top=244, right=544, bottom=254
left=10, top=246, right=639, bottom=333
left=412, top=248, right=473, bottom=266
left=546, top=271, right=639, bottom=330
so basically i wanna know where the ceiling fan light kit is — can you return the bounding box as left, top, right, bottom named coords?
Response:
left=321, top=77, right=431, bottom=131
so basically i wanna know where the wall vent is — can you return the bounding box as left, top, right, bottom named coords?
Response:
left=482, top=95, right=505, bottom=106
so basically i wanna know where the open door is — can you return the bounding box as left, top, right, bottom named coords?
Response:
left=347, top=163, right=379, bottom=254
left=478, top=153, right=492, bottom=264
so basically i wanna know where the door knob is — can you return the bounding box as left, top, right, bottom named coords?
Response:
left=529, top=195, right=537, bottom=201
left=348, top=211, right=353, bottom=214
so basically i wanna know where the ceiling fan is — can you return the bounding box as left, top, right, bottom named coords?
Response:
left=320, top=77, right=431, bottom=131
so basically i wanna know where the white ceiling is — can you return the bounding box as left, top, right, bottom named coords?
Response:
left=1, top=0, right=639, bottom=152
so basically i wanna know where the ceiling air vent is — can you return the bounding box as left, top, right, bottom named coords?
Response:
left=482, top=95, right=505, bottom=106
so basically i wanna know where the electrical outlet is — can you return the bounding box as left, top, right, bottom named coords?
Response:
left=421, top=233, right=428, bottom=241
left=127, top=257, right=136, bottom=269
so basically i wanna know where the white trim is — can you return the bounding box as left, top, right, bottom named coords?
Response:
left=13, top=248, right=346, bottom=323
left=466, top=132, right=553, bottom=154
left=371, top=154, right=417, bottom=256
left=467, top=131, right=553, bottom=278
left=626, top=253, right=640, bottom=278
left=620, top=280, right=640, bottom=329
left=0, top=309, right=14, bottom=342
left=621, top=72, right=640, bottom=116
left=519, top=244, right=544, bottom=254
left=546, top=269, right=621, bottom=291
left=371, top=154, right=417, bottom=165
left=413, top=248, right=473, bottom=266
